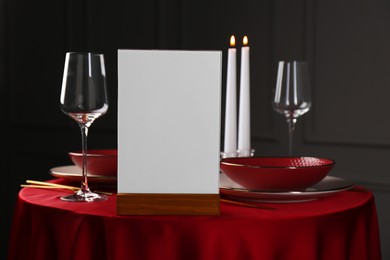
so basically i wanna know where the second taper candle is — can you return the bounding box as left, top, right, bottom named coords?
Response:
left=238, top=36, right=251, bottom=157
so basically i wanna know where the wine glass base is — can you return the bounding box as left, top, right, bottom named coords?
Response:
left=61, top=190, right=108, bottom=202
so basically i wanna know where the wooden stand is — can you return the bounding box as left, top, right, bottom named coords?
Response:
left=117, top=193, right=220, bottom=215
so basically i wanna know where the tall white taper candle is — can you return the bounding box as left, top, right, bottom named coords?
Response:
left=223, top=35, right=237, bottom=158
left=238, top=36, right=251, bottom=157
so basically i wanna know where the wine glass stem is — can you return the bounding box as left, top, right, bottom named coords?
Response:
left=287, top=118, right=297, bottom=156
left=79, top=124, right=90, bottom=193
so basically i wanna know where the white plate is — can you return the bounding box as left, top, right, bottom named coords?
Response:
left=219, top=173, right=354, bottom=203
left=50, top=165, right=117, bottom=184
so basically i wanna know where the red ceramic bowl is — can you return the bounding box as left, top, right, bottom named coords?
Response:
left=220, top=157, right=335, bottom=191
left=69, top=149, right=118, bottom=177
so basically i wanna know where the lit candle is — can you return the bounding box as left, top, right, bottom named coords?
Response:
left=238, top=36, right=251, bottom=157
left=223, top=35, right=237, bottom=158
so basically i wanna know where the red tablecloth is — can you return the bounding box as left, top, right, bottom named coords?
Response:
left=8, top=182, right=381, bottom=260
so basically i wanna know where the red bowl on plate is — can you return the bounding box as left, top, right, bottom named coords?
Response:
left=69, top=149, right=118, bottom=177
left=220, top=157, right=335, bottom=191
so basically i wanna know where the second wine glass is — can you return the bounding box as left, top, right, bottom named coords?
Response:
left=272, top=61, right=311, bottom=156
left=60, top=52, right=109, bottom=202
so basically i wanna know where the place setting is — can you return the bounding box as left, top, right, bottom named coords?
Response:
left=219, top=39, right=354, bottom=204
left=49, top=149, right=117, bottom=185
left=21, top=52, right=117, bottom=200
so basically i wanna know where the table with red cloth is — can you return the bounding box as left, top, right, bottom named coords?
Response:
left=8, top=181, right=381, bottom=260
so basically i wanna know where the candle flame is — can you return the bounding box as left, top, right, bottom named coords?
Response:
left=243, top=36, right=248, bottom=46
left=230, top=35, right=236, bottom=47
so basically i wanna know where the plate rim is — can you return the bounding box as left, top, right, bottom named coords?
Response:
left=219, top=174, right=354, bottom=202
left=49, top=165, right=117, bottom=182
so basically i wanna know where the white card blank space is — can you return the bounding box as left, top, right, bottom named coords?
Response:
left=118, top=50, right=221, bottom=194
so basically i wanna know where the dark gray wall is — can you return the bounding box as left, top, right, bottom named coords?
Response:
left=1, top=0, right=389, bottom=259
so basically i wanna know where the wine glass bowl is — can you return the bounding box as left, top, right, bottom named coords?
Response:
left=273, top=103, right=311, bottom=119
left=60, top=52, right=109, bottom=202
left=272, top=61, right=311, bottom=156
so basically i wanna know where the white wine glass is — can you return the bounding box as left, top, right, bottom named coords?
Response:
left=272, top=61, right=311, bottom=156
left=60, top=52, right=109, bottom=202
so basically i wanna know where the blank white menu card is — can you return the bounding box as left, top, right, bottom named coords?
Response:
left=117, top=49, right=222, bottom=194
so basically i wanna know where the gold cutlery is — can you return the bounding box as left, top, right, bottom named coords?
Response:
left=21, top=180, right=275, bottom=208
left=21, top=180, right=113, bottom=196
left=220, top=198, right=275, bottom=210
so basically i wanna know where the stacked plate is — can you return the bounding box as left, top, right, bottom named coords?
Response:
left=50, top=149, right=117, bottom=184
left=220, top=157, right=354, bottom=203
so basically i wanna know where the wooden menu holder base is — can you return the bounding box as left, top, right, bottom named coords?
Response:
left=117, top=193, right=220, bottom=215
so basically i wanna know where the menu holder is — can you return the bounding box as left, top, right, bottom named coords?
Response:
left=117, top=49, right=222, bottom=215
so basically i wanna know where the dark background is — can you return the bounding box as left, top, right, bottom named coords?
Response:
left=1, top=0, right=390, bottom=259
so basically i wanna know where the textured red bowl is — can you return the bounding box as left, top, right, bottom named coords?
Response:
left=220, top=157, right=335, bottom=191
left=69, top=149, right=117, bottom=177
